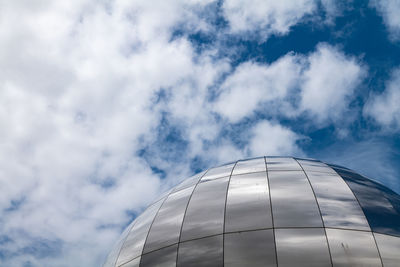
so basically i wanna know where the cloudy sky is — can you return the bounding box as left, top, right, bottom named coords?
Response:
left=1, top=0, right=400, bottom=266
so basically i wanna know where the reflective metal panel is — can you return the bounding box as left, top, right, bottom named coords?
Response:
left=172, top=171, right=206, bottom=193
left=224, top=230, right=276, bottom=267
left=120, top=257, right=140, bottom=267
left=116, top=199, right=165, bottom=266
left=297, top=159, right=336, bottom=174
left=140, top=244, right=177, bottom=267
left=275, top=228, right=331, bottom=267
left=143, top=186, right=194, bottom=253
left=201, top=163, right=235, bottom=181
left=268, top=171, right=323, bottom=227
left=326, top=229, right=382, bottom=267
left=374, top=233, right=400, bottom=267
left=266, top=157, right=302, bottom=171
left=225, top=172, right=272, bottom=232
left=177, top=235, right=223, bottom=267
left=180, top=177, right=229, bottom=241
left=103, top=221, right=135, bottom=267
left=333, top=167, right=400, bottom=237
left=306, top=171, right=370, bottom=230
left=232, top=158, right=266, bottom=175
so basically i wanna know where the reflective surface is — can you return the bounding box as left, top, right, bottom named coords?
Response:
left=104, top=157, right=400, bottom=267
left=180, top=177, right=229, bottom=241
left=326, top=228, right=382, bottom=267
left=269, top=171, right=323, bottom=227
left=116, top=199, right=165, bottom=266
left=305, top=171, right=370, bottom=230
left=224, top=230, right=276, bottom=267
left=177, top=235, right=223, bottom=267
left=225, top=172, right=272, bottom=232
left=275, top=228, right=331, bottom=267
left=140, top=244, right=177, bottom=267
left=144, top=186, right=195, bottom=253
left=374, top=233, right=400, bottom=267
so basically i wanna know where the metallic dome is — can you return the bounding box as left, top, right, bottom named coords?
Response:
left=104, top=157, right=400, bottom=267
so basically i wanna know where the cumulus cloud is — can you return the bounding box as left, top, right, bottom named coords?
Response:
left=300, top=43, right=366, bottom=123
left=370, top=0, right=400, bottom=41
left=213, top=43, right=365, bottom=126
left=222, top=0, right=316, bottom=39
left=364, top=67, right=400, bottom=129
left=213, top=54, right=302, bottom=122
left=247, top=120, right=304, bottom=157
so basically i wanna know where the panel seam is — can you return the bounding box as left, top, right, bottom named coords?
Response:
left=294, top=158, right=334, bottom=267
left=265, top=156, right=279, bottom=267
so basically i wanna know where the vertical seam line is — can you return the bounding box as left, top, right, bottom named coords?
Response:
left=175, top=169, right=209, bottom=266
left=265, top=156, right=279, bottom=267
left=330, top=167, right=384, bottom=267
left=222, top=161, right=238, bottom=266
left=294, top=158, right=334, bottom=267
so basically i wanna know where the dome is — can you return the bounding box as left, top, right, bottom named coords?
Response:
left=103, top=157, right=400, bottom=267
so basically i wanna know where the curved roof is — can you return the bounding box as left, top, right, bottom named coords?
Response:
left=104, top=157, right=400, bottom=267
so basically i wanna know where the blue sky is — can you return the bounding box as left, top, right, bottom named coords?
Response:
left=1, top=0, right=400, bottom=266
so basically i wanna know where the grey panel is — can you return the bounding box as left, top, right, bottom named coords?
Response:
left=120, top=257, right=140, bottom=267
left=224, top=230, right=276, bottom=267
left=268, top=171, right=323, bottom=227
left=180, top=177, right=229, bottom=241
left=201, top=163, right=235, bottom=181
left=177, top=235, right=223, bottom=267
left=275, top=228, right=331, bottom=267
left=232, top=158, right=266, bottom=175
left=306, top=171, right=370, bottom=230
left=333, top=167, right=400, bottom=237
left=297, top=159, right=336, bottom=174
left=103, top=220, right=136, bottom=267
left=172, top=171, right=206, bottom=193
left=266, top=157, right=302, bottom=171
left=140, top=244, right=177, bottom=267
left=326, top=229, right=382, bottom=267
left=143, top=186, right=195, bottom=253
left=374, top=233, right=400, bottom=267
left=116, top=199, right=165, bottom=266
left=225, top=172, right=272, bottom=232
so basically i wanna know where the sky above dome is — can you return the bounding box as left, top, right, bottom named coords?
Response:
left=1, top=0, right=400, bottom=266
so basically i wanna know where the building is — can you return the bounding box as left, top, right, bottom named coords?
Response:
left=103, top=157, right=400, bottom=267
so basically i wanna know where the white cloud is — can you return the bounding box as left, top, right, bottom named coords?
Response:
left=370, top=0, right=400, bottom=41
left=213, top=44, right=365, bottom=126
left=213, top=54, right=302, bottom=123
left=364, top=67, right=400, bottom=129
left=222, top=0, right=316, bottom=38
left=300, top=43, right=365, bottom=124
left=247, top=120, right=304, bottom=157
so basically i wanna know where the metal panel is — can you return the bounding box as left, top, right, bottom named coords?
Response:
left=266, top=157, right=302, bottom=171
left=116, top=199, right=165, bottom=266
left=306, top=171, right=370, bottom=230
left=201, top=163, right=235, bottom=181
left=120, top=257, right=140, bottom=267
left=225, top=172, right=272, bottom=232
left=140, top=244, right=177, bottom=267
left=297, top=159, right=336, bottom=174
left=333, top=167, right=400, bottom=237
left=275, top=228, right=331, bottom=267
left=232, top=158, right=266, bottom=175
left=143, top=186, right=195, bottom=253
left=374, top=233, right=400, bottom=267
left=326, top=228, right=382, bottom=267
left=177, top=235, right=223, bottom=267
left=224, top=230, right=276, bottom=267
left=180, top=177, right=229, bottom=241
left=172, top=171, right=205, bottom=193
left=268, top=171, right=323, bottom=227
